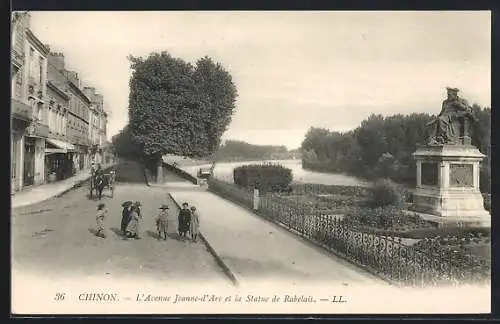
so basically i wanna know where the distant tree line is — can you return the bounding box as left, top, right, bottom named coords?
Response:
left=301, top=104, right=491, bottom=193
left=216, top=140, right=300, bottom=162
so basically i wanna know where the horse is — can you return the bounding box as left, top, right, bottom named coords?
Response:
left=93, top=173, right=106, bottom=200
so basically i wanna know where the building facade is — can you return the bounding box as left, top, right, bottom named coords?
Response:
left=11, top=12, right=109, bottom=193
left=24, top=27, right=50, bottom=187
left=83, top=87, right=107, bottom=164
left=11, top=13, right=50, bottom=190
left=11, top=12, right=31, bottom=192
left=45, top=53, right=77, bottom=181
left=65, top=70, right=91, bottom=171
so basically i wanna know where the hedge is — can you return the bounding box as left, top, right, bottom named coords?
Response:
left=233, top=163, right=293, bottom=193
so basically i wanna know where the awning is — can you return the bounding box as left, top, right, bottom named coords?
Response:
left=45, top=138, right=76, bottom=154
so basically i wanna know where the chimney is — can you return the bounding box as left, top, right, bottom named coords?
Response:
left=64, top=70, right=80, bottom=88
left=49, top=52, right=66, bottom=71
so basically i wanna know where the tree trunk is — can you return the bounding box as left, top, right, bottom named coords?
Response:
left=156, top=155, right=163, bottom=184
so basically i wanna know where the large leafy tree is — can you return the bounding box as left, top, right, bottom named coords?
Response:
left=127, top=51, right=237, bottom=180
left=193, top=56, right=238, bottom=156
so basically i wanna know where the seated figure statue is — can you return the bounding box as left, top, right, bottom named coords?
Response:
left=427, top=87, right=476, bottom=145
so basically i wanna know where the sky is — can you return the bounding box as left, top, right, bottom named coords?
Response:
left=28, top=11, right=491, bottom=150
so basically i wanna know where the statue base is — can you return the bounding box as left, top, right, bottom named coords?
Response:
left=410, top=145, right=490, bottom=226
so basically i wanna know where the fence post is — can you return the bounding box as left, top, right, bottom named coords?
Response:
left=253, top=188, right=260, bottom=211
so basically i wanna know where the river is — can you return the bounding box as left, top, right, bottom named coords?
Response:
left=176, top=159, right=370, bottom=187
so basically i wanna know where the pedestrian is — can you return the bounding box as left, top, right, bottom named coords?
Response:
left=178, top=202, right=191, bottom=239
left=95, top=203, right=107, bottom=238
left=125, top=205, right=142, bottom=239
left=156, top=204, right=169, bottom=240
left=120, top=201, right=133, bottom=235
left=190, top=206, right=200, bottom=242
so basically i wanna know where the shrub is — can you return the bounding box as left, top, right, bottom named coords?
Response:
left=233, top=163, right=293, bottom=193
left=368, top=178, right=403, bottom=208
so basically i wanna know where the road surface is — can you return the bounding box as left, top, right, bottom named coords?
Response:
left=11, top=160, right=230, bottom=288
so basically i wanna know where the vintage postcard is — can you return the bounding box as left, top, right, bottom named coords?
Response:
left=11, top=10, right=491, bottom=315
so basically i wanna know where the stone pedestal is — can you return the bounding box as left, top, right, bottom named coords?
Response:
left=411, top=145, right=490, bottom=227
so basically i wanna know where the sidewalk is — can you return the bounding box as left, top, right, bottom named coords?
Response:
left=169, top=188, right=385, bottom=289
left=11, top=163, right=116, bottom=209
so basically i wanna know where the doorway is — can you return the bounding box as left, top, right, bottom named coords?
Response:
left=23, top=138, right=35, bottom=187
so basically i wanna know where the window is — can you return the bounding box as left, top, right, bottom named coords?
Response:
left=54, top=111, right=57, bottom=133
left=47, top=108, right=52, bottom=131
left=16, top=68, right=23, bottom=84
left=39, top=57, right=44, bottom=84
left=15, top=25, right=23, bottom=51
left=29, top=48, right=36, bottom=81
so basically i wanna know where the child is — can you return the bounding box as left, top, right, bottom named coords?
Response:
left=156, top=204, right=169, bottom=240
left=190, top=206, right=200, bottom=242
left=96, top=203, right=107, bottom=238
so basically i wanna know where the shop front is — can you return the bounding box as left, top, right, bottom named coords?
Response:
left=11, top=106, right=32, bottom=192
left=23, top=135, right=46, bottom=187
left=45, top=138, right=77, bottom=182
left=11, top=130, right=24, bottom=192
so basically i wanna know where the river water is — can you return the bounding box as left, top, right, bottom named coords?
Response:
left=178, top=159, right=370, bottom=187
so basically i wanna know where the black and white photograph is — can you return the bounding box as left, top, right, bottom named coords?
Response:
left=10, top=10, right=491, bottom=315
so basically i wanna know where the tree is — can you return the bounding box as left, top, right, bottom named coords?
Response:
left=354, top=114, right=388, bottom=178
left=216, top=140, right=291, bottom=161
left=127, top=51, right=237, bottom=182
left=470, top=105, right=491, bottom=193
left=193, top=56, right=238, bottom=158
left=111, top=124, right=142, bottom=159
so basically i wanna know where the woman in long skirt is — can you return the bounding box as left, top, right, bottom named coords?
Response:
left=190, top=206, right=200, bottom=242
left=120, top=202, right=132, bottom=234
left=125, top=205, right=142, bottom=239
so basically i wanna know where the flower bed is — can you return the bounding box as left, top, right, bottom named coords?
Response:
left=270, top=194, right=367, bottom=213
left=343, top=206, right=436, bottom=231
left=411, top=235, right=490, bottom=282
left=290, top=183, right=369, bottom=197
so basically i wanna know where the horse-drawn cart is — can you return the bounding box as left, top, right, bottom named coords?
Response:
left=89, top=168, right=116, bottom=199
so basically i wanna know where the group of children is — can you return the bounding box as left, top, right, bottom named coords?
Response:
left=177, top=202, right=200, bottom=242
left=94, top=200, right=200, bottom=242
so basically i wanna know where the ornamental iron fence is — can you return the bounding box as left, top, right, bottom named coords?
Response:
left=207, top=178, right=490, bottom=287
